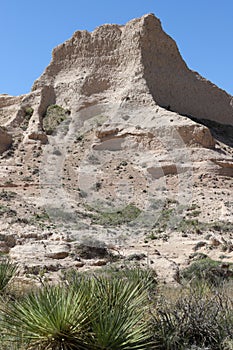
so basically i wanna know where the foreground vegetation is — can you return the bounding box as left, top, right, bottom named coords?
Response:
left=0, top=259, right=233, bottom=349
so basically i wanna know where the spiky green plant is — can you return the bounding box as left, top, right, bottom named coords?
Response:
left=0, top=284, right=93, bottom=349
left=0, top=260, right=18, bottom=294
left=1, top=274, right=153, bottom=349
left=88, top=275, right=152, bottom=349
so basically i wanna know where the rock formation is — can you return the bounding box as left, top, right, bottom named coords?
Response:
left=0, top=127, right=12, bottom=154
left=0, top=14, right=232, bottom=283
left=32, top=13, right=233, bottom=126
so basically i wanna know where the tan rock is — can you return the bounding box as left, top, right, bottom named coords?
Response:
left=10, top=242, right=70, bottom=261
left=210, top=238, right=221, bottom=247
left=0, top=127, right=13, bottom=154
left=45, top=246, right=70, bottom=259
left=178, top=124, right=215, bottom=148
left=31, top=14, right=233, bottom=125
left=28, top=131, right=48, bottom=144
left=91, top=259, right=107, bottom=266
left=1, top=14, right=233, bottom=284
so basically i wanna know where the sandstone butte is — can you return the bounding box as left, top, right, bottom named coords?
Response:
left=0, top=14, right=232, bottom=283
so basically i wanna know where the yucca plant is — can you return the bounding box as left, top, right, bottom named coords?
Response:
left=65, top=271, right=153, bottom=349
left=0, top=272, right=153, bottom=349
left=88, top=275, right=152, bottom=349
left=0, top=332, right=24, bottom=350
left=0, top=259, right=18, bottom=294
left=0, top=284, right=94, bottom=349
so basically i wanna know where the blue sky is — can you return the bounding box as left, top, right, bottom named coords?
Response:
left=1, top=0, right=233, bottom=96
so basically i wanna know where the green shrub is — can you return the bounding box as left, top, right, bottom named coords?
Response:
left=42, top=104, right=69, bottom=135
left=20, top=107, right=34, bottom=131
left=91, top=203, right=141, bottom=226
left=24, top=107, right=34, bottom=119
left=151, top=283, right=233, bottom=349
left=181, top=257, right=233, bottom=286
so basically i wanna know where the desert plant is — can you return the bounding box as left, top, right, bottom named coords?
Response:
left=101, top=265, right=157, bottom=293
left=64, top=265, right=157, bottom=298
left=85, top=275, right=153, bottom=349
left=0, top=284, right=93, bottom=349
left=65, top=271, right=154, bottom=348
left=0, top=190, right=17, bottom=201
left=0, top=260, right=18, bottom=294
left=24, top=107, right=34, bottom=118
left=0, top=205, right=17, bottom=218
left=64, top=271, right=154, bottom=349
left=91, top=203, right=141, bottom=226
left=181, top=257, right=233, bottom=286
left=151, top=283, right=233, bottom=349
left=1, top=273, right=153, bottom=349
left=42, top=104, right=69, bottom=135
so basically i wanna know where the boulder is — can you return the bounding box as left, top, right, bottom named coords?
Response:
left=0, top=127, right=12, bottom=154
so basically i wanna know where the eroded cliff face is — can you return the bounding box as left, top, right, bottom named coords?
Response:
left=32, top=16, right=153, bottom=115
left=1, top=13, right=233, bottom=132
left=141, top=15, right=233, bottom=125
left=0, top=14, right=232, bottom=283
left=31, top=13, right=233, bottom=125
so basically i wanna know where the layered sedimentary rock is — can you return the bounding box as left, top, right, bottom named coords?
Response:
left=0, top=14, right=232, bottom=283
left=31, top=13, right=233, bottom=126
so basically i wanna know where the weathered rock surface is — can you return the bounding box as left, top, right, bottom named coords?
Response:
left=0, top=14, right=232, bottom=283
left=0, top=127, right=13, bottom=154
left=32, top=13, right=233, bottom=126
left=10, top=242, right=70, bottom=261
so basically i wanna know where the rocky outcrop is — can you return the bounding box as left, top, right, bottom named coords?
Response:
left=0, top=14, right=233, bottom=283
left=32, top=14, right=233, bottom=126
left=0, top=94, right=24, bottom=126
left=0, top=127, right=12, bottom=154
left=94, top=119, right=216, bottom=151
left=177, top=124, right=215, bottom=148
left=1, top=14, right=232, bottom=147
left=141, top=15, right=233, bottom=125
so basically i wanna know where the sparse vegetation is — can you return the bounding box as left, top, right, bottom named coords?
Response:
left=0, top=205, right=17, bottom=217
left=1, top=14, right=233, bottom=349
left=181, top=257, right=233, bottom=286
left=42, top=104, right=70, bottom=135
left=151, top=202, right=233, bottom=236
left=151, top=282, right=233, bottom=349
left=20, top=107, right=34, bottom=130
left=0, top=190, right=17, bottom=201
left=90, top=203, right=141, bottom=226
left=0, top=262, right=232, bottom=349
left=0, top=260, right=18, bottom=295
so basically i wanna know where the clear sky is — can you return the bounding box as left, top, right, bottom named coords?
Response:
left=1, top=0, right=233, bottom=96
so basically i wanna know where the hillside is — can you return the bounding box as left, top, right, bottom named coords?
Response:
left=0, top=14, right=232, bottom=283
